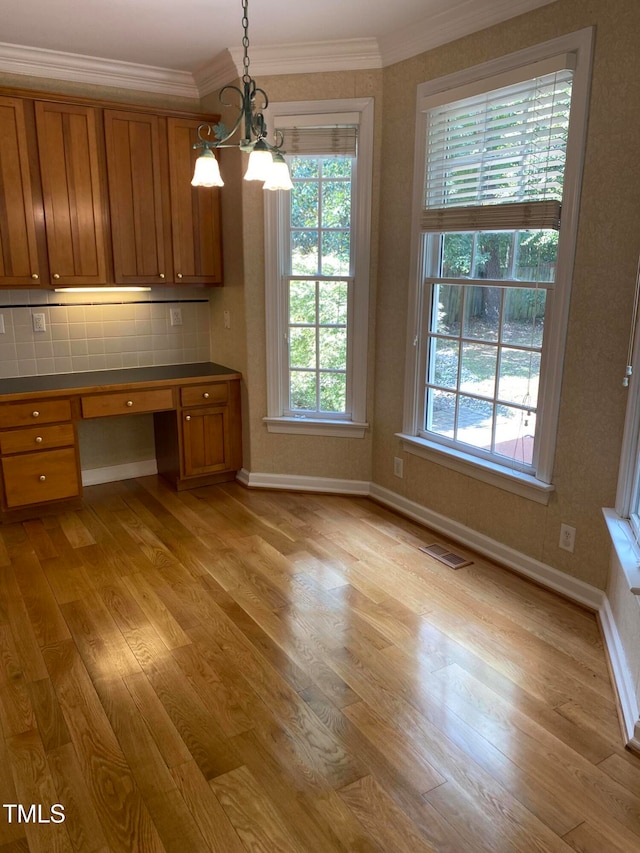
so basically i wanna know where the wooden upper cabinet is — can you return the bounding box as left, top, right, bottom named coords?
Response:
left=167, top=118, right=223, bottom=286
left=34, top=101, right=108, bottom=286
left=0, top=96, right=42, bottom=286
left=0, top=90, right=224, bottom=290
left=104, top=110, right=170, bottom=285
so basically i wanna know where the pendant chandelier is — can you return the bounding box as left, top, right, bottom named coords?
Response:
left=191, top=0, right=292, bottom=191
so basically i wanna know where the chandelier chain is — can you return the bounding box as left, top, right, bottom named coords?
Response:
left=242, top=0, right=251, bottom=83
left=190, top=0, right=292, bottom=190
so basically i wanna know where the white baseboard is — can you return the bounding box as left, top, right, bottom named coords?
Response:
left=81, top=459, right=158, bottom=487
left=237, top=472, right=601, bottom=607
left=237, top=468, right=370, bottom=495
left=599, top=597, right=640, bottom=743
left=370, top=483, right=604, bottom=611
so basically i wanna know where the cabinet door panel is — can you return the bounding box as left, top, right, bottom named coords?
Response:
left=35, top=102, right=108, bottom=285
left=0, top=97, right=42, bottom=286
left=167, top=118, right=222, bottom=285
left=105, top=110, right=168, bottom=284
left=181, top=406, right=229, bottom=477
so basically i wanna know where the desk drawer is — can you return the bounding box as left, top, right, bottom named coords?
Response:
left=181, top=382, right=228, bottom=408
left=0, top=399, right=71, bottom=429
left=2, top=448, right=80, bottom=508
left=0, top=423, right=75, bottom=454
left=81, top=388, right=174, bottom=418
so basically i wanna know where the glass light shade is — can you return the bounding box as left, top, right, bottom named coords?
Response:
left=191, top=149, right=224, bottom=187
left=263, top=153, right=293, bottom=191
left=243, top=140, right=274, bottom=182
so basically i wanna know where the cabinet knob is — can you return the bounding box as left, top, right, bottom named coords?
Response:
left=31, top=273, right=39, bottom=280
left=39, top=475, right=46, bottom=482
left=159, top=273, right=165, bottom=280
left=177, top=273, right=183, bottom=279
left=53, top=274, right=60, bottom=280
left=32, top=411, right=40, bottom=418
left=203, top=392, right=210, bottom=399
left=185, top=415, right=191, bottom=421
left=126, top=400, right=134, bottom=407
left=35, top=436, right=43, bottom=444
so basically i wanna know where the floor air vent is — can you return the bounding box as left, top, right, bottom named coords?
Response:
left=419, top=543, right=473, bottom=569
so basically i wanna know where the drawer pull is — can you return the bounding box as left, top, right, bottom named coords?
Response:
left=35, top=436, right=43, bottom=444
left=203, top=392, right=210, bottom=399
left=53, top=274, right=60, bottom=280
left=159, top=273, right=165, bottom=280
left=126, top=401, right=134, bottom=407
left=39, top=475, right=46, bottom=482
left=185, top=415, right=191, bottom=421
left=31, top=273, right=39, bottom=280
left=177, top=273, right=183, bottom=279
left=32, top=411, right=40, bottom=418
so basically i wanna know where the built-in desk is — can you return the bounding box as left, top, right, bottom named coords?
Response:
left=0, top=362, right=242, bottom=516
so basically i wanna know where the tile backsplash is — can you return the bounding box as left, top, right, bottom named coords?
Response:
left=0, top=289, right=211, bottom=378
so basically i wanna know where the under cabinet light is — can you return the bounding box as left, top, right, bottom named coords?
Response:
left=53, top=287, right=152, bottom=293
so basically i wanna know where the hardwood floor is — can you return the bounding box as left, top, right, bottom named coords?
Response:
left=0, top=476, right=639, bottom=852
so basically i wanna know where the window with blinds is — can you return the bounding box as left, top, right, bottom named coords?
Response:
left=415, top=59, right=578, bottom=475
left=421, top=69, right=573, bottom=234
left=402, top=33, right=591, bottom=495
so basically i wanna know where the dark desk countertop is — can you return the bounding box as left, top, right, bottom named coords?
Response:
left=0, top=362, right=241, bottom=399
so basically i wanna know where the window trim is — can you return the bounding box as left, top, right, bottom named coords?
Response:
left=263, top=97, right=374, bottom=437
left=401, top=28, right=593, bottom=499
left=606, top=277, right=640, bottom=596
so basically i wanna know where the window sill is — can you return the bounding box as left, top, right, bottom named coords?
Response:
left=397, top=433, right=554, bottom=505
left=264, top=417, right=368, bottom=438
left=602, top=508, right=640, bottom=595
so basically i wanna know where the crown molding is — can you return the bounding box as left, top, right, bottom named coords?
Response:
left=0, top=0, right=559, bottom=99
left=229, top=38, right=382, bottom=77
left=0, top=41, right=199, bottom=99
left=195, top=38, right=382, bottom=96
left=193, top=50, right=240, bottom=97
left=379, top=0, right=559, bottom=67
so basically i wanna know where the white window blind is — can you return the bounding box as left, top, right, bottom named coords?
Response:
left=277, top=125, right=358, bottom=157
left=423, top=69, right=573, bottom=232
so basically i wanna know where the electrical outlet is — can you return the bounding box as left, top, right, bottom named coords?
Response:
left=32, top=313, right=46, bottom=332
left=223, top=310, right=231, bottom=329
left=559, top=523, right=576, bottom=553
left=0, top=314, right=5, bottom=334
left=169, top=307, right=182, bottom=327
left=393, top=456, right=404, bottom=478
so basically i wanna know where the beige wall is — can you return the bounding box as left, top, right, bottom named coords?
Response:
left=210, top=0, right=639, bottom=595
left=205, top=70, right=383, bottom=482
left=374, top=0, right=640, bottom=591
left=2, top=2, right=638, bottom=597
left=0, top=0, right=637, bottom=721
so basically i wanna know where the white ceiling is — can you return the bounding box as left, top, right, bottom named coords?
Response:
left=0, top=0, right=558, bottom=96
